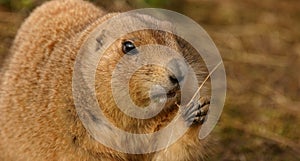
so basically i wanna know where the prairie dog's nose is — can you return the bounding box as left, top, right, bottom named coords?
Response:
left=167, top=58, right=188, bottom=84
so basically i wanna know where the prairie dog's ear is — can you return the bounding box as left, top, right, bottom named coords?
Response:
left=95, top=29, right=110, bottom=51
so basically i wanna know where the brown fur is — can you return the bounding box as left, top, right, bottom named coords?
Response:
left=0, top=0, right=210, bottom=160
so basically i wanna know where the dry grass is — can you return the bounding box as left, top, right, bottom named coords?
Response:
left=185, top=1, right=300, bottom=160
left=0, top=0, right=299, bottom=160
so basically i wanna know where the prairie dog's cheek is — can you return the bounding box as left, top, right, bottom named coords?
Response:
left=127, top=65, right=174, bottom=108
left=129, top=74, right=151, bottom=108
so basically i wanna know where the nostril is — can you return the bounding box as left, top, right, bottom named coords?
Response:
left=169, top=74, right=184, bottom=84
left=167, top=58, right=187, bottom=84
left=169, top=75, right=178, bottom=84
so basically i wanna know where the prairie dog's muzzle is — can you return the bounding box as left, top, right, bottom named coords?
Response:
left=167, top=58, right=188, bottom=85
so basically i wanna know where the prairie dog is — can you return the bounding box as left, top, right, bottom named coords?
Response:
left=0, top=0, right=210, bottom=160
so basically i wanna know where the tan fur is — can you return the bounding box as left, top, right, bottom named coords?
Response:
left=0, top=0, right=210, bottom=160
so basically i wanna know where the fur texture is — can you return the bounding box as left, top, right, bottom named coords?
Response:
left=0, top=0, right=210, bottom=160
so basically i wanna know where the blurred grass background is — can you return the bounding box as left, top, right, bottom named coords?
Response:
left=0, top=0, right=299, bottom=160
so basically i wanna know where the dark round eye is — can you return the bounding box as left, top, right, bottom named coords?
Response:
left=122, top=40, right=138, bottom=54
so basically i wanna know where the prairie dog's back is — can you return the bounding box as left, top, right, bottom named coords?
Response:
left=0, top=0, right=110, bottom=160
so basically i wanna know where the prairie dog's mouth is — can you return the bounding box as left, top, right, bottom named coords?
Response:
left=166, top=91, right=177, bottom=98
left=151, top=90, right=177, bottom=99
left=150, top=85, right=180, bottom=103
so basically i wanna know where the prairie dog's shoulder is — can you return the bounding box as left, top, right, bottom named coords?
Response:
left=12, top=0, right=105, bottom=53
left=7, top=0, right=107, bottom=78
left=26, top=0, right=106, bottom=29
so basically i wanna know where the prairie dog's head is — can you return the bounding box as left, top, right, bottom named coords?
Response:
left=96, top=30, right=199, bottom=106
left=77, top=13, right=208, bottom=127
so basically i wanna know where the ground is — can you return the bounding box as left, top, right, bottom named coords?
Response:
left=0, top=0, right=299, bottom=160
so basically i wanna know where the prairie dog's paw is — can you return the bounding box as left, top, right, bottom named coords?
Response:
left=181, top=97, right=210, bottom=126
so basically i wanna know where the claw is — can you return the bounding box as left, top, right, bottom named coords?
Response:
left=181, top=97, right=210, bottom=126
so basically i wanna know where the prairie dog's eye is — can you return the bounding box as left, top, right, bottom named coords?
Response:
left=122, top=40, right=138, bottom=54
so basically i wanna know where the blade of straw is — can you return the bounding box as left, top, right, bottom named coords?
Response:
left=186, top=61, right=222, bottom=107
left=163, top=61, right=222, bottom=153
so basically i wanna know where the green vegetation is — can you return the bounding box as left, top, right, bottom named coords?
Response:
left=0, top=0, right=36, bottom=11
